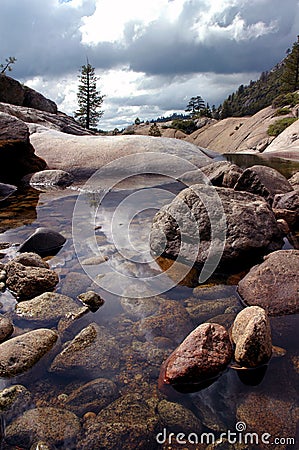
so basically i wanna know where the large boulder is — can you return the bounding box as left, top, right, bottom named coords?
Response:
left=0, top=75, right=57, bottom=113
left=30, top=131, right=213, bottom=180
left=161, top=322, right=233, bottom=387
left=289, top=171, right=299, bottom=190
left=200, top=161, right=243, bottom=188
left=0, top=112, right=46, bottom=183
left=234, top=165, right=293, bottom=204
left=150, top=185, right=283, bottom=270
left=0, top=328, right=58, bottom=377
left=238, top=250, right=299, bottom=316
left=273, top=190, right=299, bottom=228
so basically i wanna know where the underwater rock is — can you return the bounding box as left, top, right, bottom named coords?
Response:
left=19, top=227, right=66, bottom=256
left=60, top=271, right=91, bottom=297
left=157, top=399, right=202, bottom=435
left=231, top=306, right=272, bottom=368
left=0, top=384, right=32, bottom=423
left=0, top=328, right=58, bottom=377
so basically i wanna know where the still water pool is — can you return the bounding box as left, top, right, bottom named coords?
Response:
left=0, top=156, right=298, bottom=449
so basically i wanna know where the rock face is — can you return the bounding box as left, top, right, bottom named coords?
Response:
left=238, top=250, right=299, bottom=316
left=26, top=169, right=74, bottom=188
left=15, top=292, right=82, bottom=326
left=264, top=117, right=299, bottom=157
left=5, top=259, right=59, bottom=299
left=0, top=182, right=17, bottom=201
left=0, top=75, right=57, bottom=113
left=19, top=227, right=66, bottom=256
left=150, top=185, right=283, bottom=270
left=231, top=306, right=272, bottom=367
left=4, top=407, right=80, bottom=448
left=49, top=323, right=120, bottom=377
left=30, top=130, right=212, bottom=180
left=0, top=328, right=58, bottom=377
left=234, top=165, right=293, bottom=204
left=162, top=323, right=233, bottom=386
left=0, top=112, right=47, bottom=183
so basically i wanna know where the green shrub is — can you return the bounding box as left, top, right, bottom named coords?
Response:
left=171, top=119, right=196, bottom=134
left=272, top=92, right=299, bottom=108
left=275, top=107, right=291, bottom=116
left=267, top=117, right=298, bottom=137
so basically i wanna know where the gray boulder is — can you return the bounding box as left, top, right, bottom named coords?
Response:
left=19, top=227, right=66, bottom=256
left=0, top=182, right=17, bottom=201
left=201, top=161, right=243, bottom=187
left=15, top=292, right=83, bottom=326
left=273, top=190, right=299, bottom=228
left=238, top=250, right=299, bottom=316
left=234, top=165, right=293, bottom=204
left=162, top=322, right=233, bottom=386
left=0, top=328, right=58, bottom=377
left=150, top=185, right=283, bottom=270
left=27, top=169, right=74, bottom=188
left=231, top=306, right=272, bottom=367
left=4, top=407, right=80, bottom=448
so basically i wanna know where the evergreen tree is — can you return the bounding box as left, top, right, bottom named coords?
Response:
left=74, top=63, right=104, bottom=130
left=281, top=36, right=299, bottom=92
left=185, top=96, right=205, bottom=116
left=148, top=123, right=161, bottom=137
left=0, top=56, right=16, bottom=74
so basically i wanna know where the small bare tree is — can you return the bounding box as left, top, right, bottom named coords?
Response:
left=0, top=56, right=17, bottom=74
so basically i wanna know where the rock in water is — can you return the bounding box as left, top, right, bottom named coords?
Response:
left=150, top=185, right=283, bottom=270
left=19, top=227, right=66, bottom=256
left=0, top=329, right=58, bottom=377
left=237, top=250, right=299, bottom=316
left=4, top=407, right=80, bottom=448
left=27, top=169, right=74, bottom=188
left=231, top=306, right=272, bottom=367
left=0, top=182, right=17, bottom=201
left=0, top=315, right=14, bottom=342
left=161, top=323, right=233, bottom=386
left=0, top=385, right=32, bottom=423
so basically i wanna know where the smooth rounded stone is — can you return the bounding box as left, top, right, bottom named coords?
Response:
left=19, top=227, right=66, bottom=256
left=9, top=252, right=50, bottom=269
left=289, top=171, right=299, bottom=190
left=234, top=165, right=293, bottom=204
left=77, top=290, right=104, bottom=312
left=14, top=292, right=83, bottom=326
left=28, top=170, right=74, bottom=188
left=231, top=306, right=272, bottom=368
left=49, top=323, right=120, bottom=377
left=237, top=393, right=299, bottom=450
left=0, top=314, right=14, bottom=342
left=0, top=328, right=58, bottom=377
left=4, top=407, right=81, bottom=448
left=81, top=255, right=108, bottom=265
left=162, top=323, right=233, bottom=386
left=273, top=191, right=299, bottom=227
left=0, top=384, right=31, bottom=423
left=185, top=297, right=239, bottom=323
left=157, top=399, right=202, bottom=434
left=193, top=284, right=237, bottom=299
left=5, top=261, right=59, bottom=300
left=60, top=272, right=91, bottom=297
left=133, top=299, right=193, bottom=344
left=65, top=378, right=119, bottom=416
left=0, top=182, right=17, bottom=201
left=150, top=186, right=283, bottom=270
left=120, top=296, right=164, bottom=320
left=238, top=250, right=299, bottom=316
left=78, top=393, right=159, bottom=450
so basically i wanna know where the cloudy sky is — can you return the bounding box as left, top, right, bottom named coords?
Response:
left=1, top=0, right=299, bottom=129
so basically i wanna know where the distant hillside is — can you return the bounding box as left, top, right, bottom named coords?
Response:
left=220, top=63, right=284, bottom=118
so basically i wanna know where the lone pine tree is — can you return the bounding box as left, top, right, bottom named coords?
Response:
left=281, top=36, right=299, bottom=93
left=74, top=63, right=104, bottom=130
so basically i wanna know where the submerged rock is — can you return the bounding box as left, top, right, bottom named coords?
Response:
left=231, top=306, right=272, bottom=367
left=0, top=314, right=14, bottom=342
left=0, top=384, right=32, bottom=423
left=60, top=271, right=91, bottom=297
left=19, top=227, right=66, bottom=256
left=65, top=378, right=119, bottom=416
left=4, top=407, right=80, bottom=448
left=238, top=250, right=299, bottom=316
left=0, top=328, right=58, bottom=377
left=157, top=399, right=202, bottom=434
left=49, top=323, right=120, bottom=377
left=150, top=186, right=283, bottom=270
left=161, top=323, right=233, bottom=387
left=15, top=292, right=82, bottom=326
